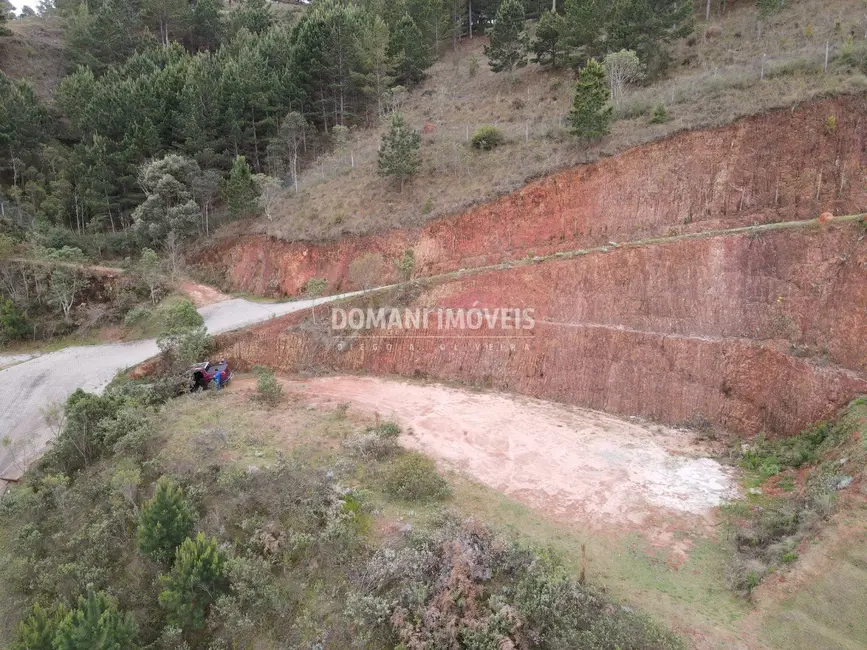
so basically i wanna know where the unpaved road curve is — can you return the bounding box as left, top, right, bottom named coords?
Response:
left=284, top=376, right=739, bottom=527
left=0, top=292, right=365, bottom=481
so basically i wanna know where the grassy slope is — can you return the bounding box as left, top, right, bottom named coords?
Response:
left=0, top=16, right=66, bottom=101
left=242, top=0, right=867, bottom=243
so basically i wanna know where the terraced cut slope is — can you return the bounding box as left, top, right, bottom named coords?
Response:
left=198, top=95, right=867, bottom=297
left=201, top=97, right=867, bottom=439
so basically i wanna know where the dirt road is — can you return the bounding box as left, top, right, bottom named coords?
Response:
left=283, top=376, right=739, bottom=527
left=0, top=292, right=364, bottom=482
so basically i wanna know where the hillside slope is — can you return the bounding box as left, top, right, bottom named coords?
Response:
left=221, top=0, right=867, bottom=242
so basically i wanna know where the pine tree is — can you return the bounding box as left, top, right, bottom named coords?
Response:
left=532, top=9, right=565, bottom=68
left=158, top=533, right=228, bottom=630
left=138, top=477, right=196, bottom=564
left=568, top=58, right=612, bottom=141
left=606, top=0, right=693, bottom=75
left=54, top=587, right=139, bottom=650
left=353, top=14, right=396, bottom=117
left=12, top=603, right=66, bottom=650
left=561, top=0, right=605, bottom=65
left=389, top=13, right=433, bottom=86
left=377, top=113, right=421, bottom=192
left=222, top=155, right=258, bottom=218
left=484, top=0, right=528, bottom=74
left=190, top=0, right=224, bottom=51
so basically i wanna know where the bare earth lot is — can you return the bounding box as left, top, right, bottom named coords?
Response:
left=280, top=376, right=740, bottom=531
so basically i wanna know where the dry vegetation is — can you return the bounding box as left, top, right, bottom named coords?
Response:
left=244, top=0, right=867, bottom=243
left=0, top=16, right=66, bottom=101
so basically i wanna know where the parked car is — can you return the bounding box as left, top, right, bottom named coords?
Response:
left=188, top=359, right=233, bottom=391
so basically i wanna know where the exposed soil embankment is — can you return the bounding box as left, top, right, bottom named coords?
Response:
left=213, top=220, right=867, bottom=438
left=199, top=95, right=867, bottom=297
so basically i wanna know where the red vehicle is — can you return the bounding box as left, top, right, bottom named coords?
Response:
left=189, top=360, right=233, bottom=391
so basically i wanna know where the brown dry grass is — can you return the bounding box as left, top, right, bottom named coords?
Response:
left=240, top=0, right=867, bottom=243
left=1, top=17, right=66, bottom=101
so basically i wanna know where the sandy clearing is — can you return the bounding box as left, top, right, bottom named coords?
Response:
left=180, top=280, right=231, bottom=307
left=282, top=376, right=740, bottom=527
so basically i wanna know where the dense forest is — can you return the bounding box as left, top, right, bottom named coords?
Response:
left=0, top=0, right=696, bottom=254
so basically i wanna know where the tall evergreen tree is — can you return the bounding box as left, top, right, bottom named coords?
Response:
left=389, top=13, right=433, bottom=86
left=568, top=58, right=612, bottom=141
left=532, top=9, right=565, bottom=68
left=484, top=0, right=528, bottom=74
left=190, top=0, right=224, bottom=51
left=222, top=155, right=258, bottom=218
left=560, top=0, right=605, bottom=65
left=378, top=113, right=421, bottom=192
left=354, top=14, right=396, bottom=117
left=606, top=0, right=693, bottom=75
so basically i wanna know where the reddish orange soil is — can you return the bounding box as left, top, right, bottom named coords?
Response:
left=196, top=95, right=867, bottom=298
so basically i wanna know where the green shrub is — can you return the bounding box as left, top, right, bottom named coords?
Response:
left=138, top=477, right=196, bottom=564
left=304, top=277, right=327, bottom=298
left=394, top=249, right=415, bottom=281
left=383, top=452, right=450, bottom=501
left=123, top=305, right=151, bottom=327
left=470, top=125, right=506, bottom=150
left=159, top=533, right=228, bottom=630
left=0, top=297, right=29, bottom=342
left=252, top=365, right=283, bottom=406
left=160, top=299, right=203, bottom=331
left=345, top=421, right=402, bottom=459
left=650, top=104, right=669, bottom=123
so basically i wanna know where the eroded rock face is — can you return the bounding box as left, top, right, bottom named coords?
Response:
left=213, top=221, right=867, bottom=438
left=204, top=95, right=867, bottom=438
left=198, top=95, right=867, bottom=297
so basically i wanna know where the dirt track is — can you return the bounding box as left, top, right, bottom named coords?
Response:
left=0, top=290, right=365, bottom=483
left=282, top=376, right=739, bottom=527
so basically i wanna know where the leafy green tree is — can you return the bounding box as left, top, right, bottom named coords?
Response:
left=161, top=299, right=204, bottom=331
left=603, top=49, right=643, bottom=105
left=484, top=0, right=528, bottom=73
left=222, top=155, right=258, bottom=218
left=159, top=533, right=228, bottom=630
left=64, top=1, right=145, bottom=74
left=138, top=477, right=196, bottom=564
left=137, top=248, right=163, bottom=304
left=377, top=113, right=421, bottom=192
left=389, top=13, right=433, bottom=86
left=568, top=58, right=612, bottom=141
left=532, top=9, right=565, bottom=68
left=132, top=155, right=202, bottom=247
left=12, top=602, right=67, bottom=650
left=54, top=587, right=139, bottom=650
left=606, top=0, right=693, bottom=76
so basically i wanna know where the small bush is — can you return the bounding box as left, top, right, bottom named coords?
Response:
left=470, top=125, right=505, bottom=151
left=394, top=249, right=415, bottom=281
left=124, top=305, right=152, bottom=327
left=345, top=421, right=401, bottom=459
left=252, top=365, right=283, bottom=406
left=383, top=452, right=450, bottom=501
left=467, top=55, right=480, bottom=77
left=304, top=277, right=327, bottom=298
left=651, top=104, right=669, bottom=123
